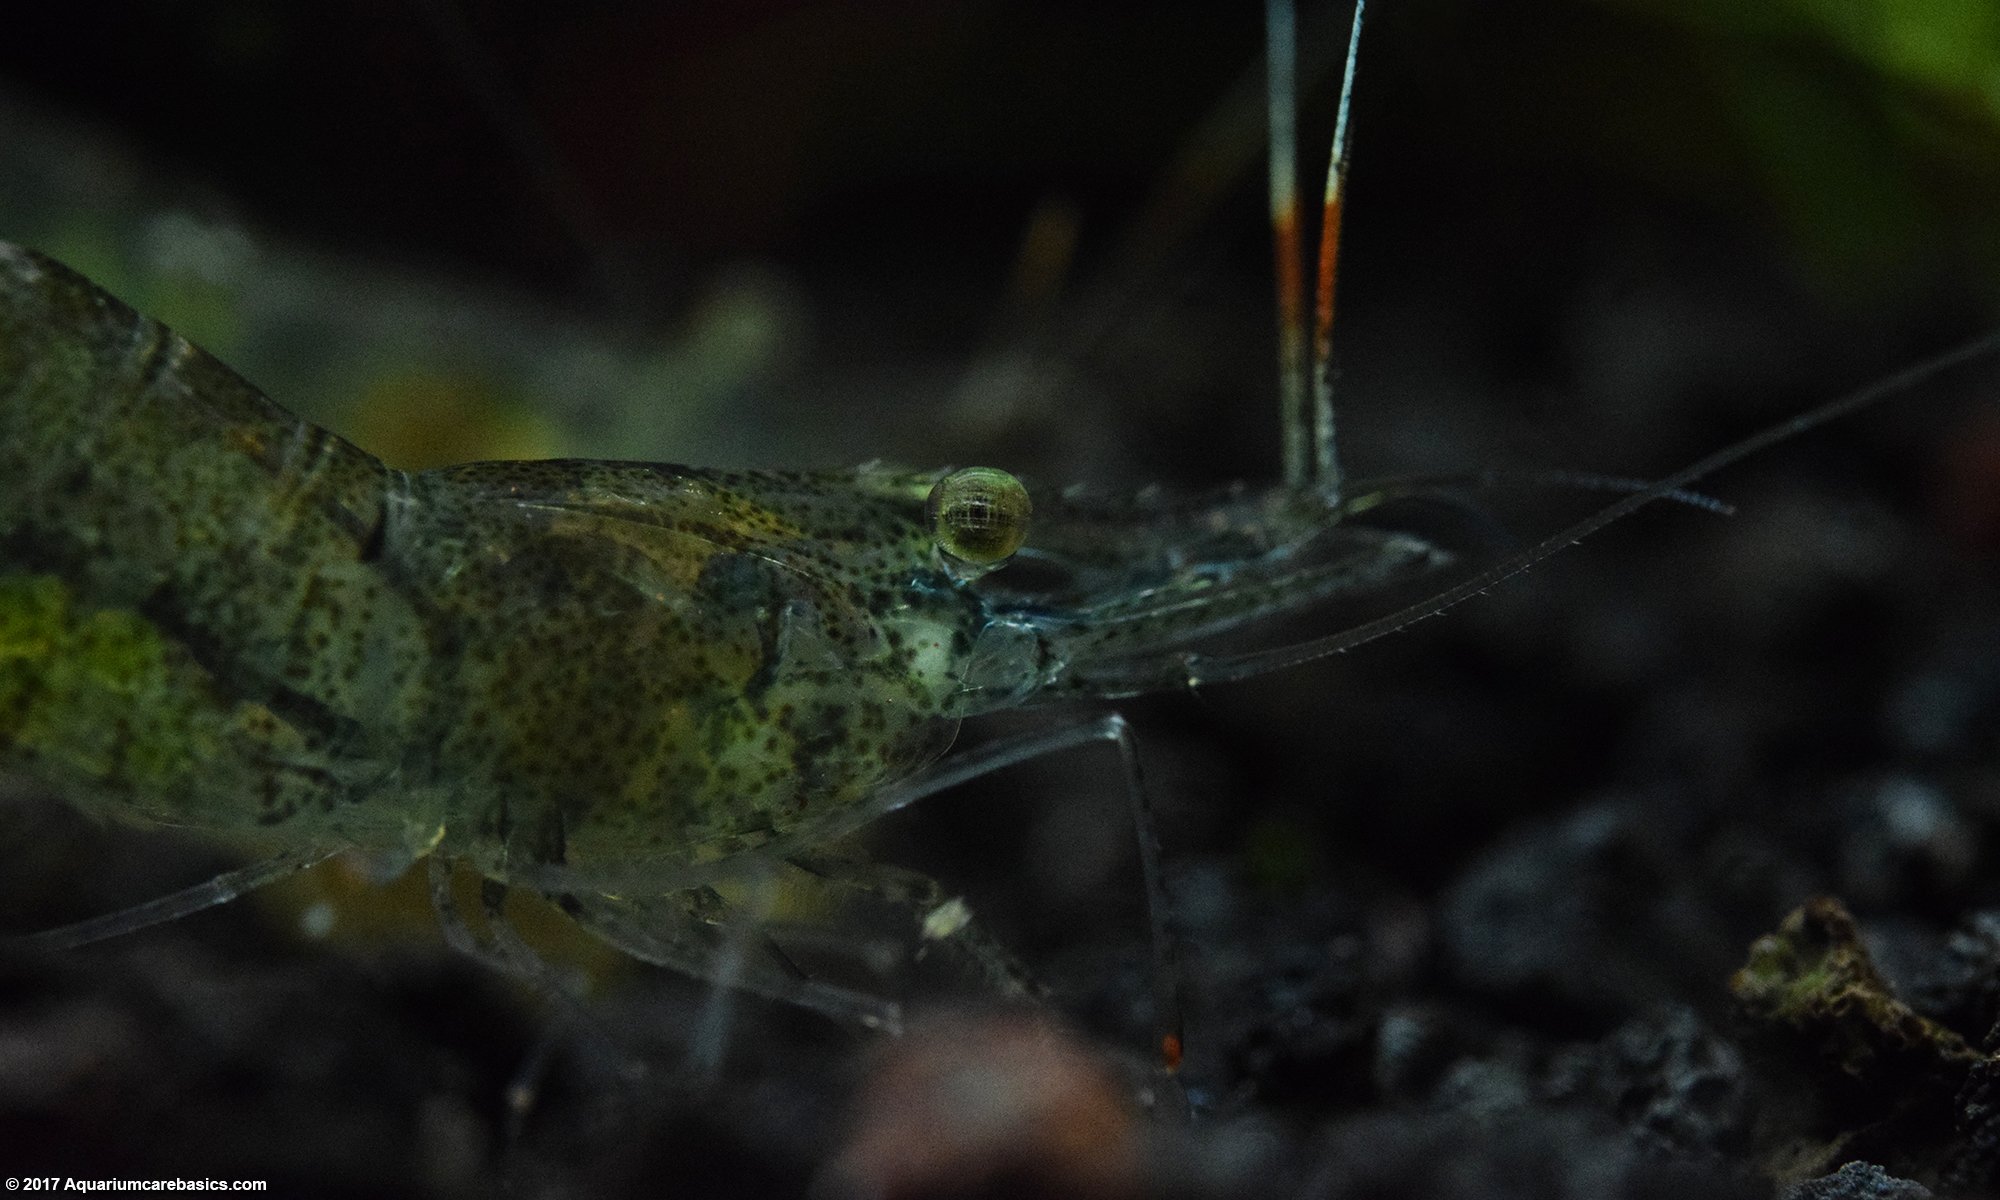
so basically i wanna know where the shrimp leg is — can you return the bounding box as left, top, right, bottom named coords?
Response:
left=783, top=853, right=1044, bottom=1002
left=768, top=713, right=1182, bottom=1066
left=25, top=844, right=339, bottom=948
left=426, top=856, right=583, bottom=992
left=557, top=888, right=906, bottom=1036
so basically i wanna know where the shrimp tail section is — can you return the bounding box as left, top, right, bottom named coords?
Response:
left=0, top=242, right=422, bottom=835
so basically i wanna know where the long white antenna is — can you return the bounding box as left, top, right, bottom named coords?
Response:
left=1312, top=0, right=1367, bottom=500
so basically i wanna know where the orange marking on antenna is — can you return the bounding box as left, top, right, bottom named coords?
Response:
left=1161, top=1032, right=1184, bottom=1074
left=1273, top=204, right=1305, bottom=338
left=1313, top=188, right=1344, bottom=372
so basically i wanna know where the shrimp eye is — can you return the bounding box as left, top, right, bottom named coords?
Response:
left=927, top=467, right=1031, bottom=566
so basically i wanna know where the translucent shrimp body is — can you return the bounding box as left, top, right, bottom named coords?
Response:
left=0, top=243, right=1443, bottom=916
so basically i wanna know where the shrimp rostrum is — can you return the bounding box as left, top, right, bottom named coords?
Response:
left=0, top=240, right=1450, bottom=1032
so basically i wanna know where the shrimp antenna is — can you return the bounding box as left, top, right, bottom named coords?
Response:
left=1342, top=468, right=1735, bottom=516
left=1268, top=0, right=1367, bottom=499
left=1313, top=0, right=1366, bottom=499
left=1265, top=0, right=1309, bottom=489
left=23, top=846, right=339, bottom=948
left=1175, top=329, right=2000, bottom=688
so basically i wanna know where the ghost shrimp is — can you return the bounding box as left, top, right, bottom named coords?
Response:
left=0, top=195, right=1460, bottom=1030
left=6, top=0, right=1999, bottom=1069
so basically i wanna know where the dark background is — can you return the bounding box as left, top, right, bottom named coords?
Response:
left=3, top=2, right=2000, bottom=1196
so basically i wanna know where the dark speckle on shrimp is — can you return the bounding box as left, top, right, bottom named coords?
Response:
left=0, top=240, right=1446, bottom=936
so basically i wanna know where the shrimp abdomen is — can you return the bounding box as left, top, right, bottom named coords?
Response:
left=0, top=243, right=427, bottom=838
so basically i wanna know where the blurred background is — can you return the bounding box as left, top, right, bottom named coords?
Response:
left=0, top=0, right=1994, bottom=472
left=4, top=1, right=2000, bottom=1195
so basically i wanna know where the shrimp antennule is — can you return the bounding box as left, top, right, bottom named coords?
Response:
left=1266, top=0, right=1308, bottom=489
left=1268, top=0, right=1367, bottom=497
left=1063, top=328, right=2000, bottom=696
left=1312, top=0, right=1366, bottom=496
